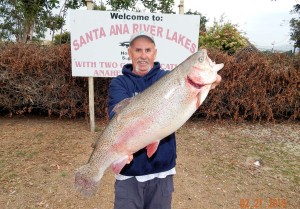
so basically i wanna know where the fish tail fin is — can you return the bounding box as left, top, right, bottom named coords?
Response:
left=74, top=164, right=103, bottom=197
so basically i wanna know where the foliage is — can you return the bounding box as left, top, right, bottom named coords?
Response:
left=53, top=31, right=70, bottom=44
left=0, top=0, right=21, bottom=41
left=46, top=15, right=65, bottom=33
left=156, top=0, right=174, bottom=13
left=290, top=4, right=300, bottom=49
left=199, top=49, right=300, bottom=121
left=199, top=16, right=248, bottom=55
left=0, top=44, right=299, bottom=121
left=106, top=0, right=174, bottom=13
left=0, top=0, right=57, bottom=42
left=94, top=1, right=107, bottom=10
left=0, top=0, right=84, bottom=43
left=185, top=10, right=208, bottom=35
left=106, top=0, right=136, bottom=11
left=140, top=0, right=158, bottom=12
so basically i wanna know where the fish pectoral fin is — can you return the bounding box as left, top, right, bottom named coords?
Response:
left=111, top=155, right=133, bottom=174
left=146, top=141, right=160, bottom=158
left=197, top=86, right=210, bottom=108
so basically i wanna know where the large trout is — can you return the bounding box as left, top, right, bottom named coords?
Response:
left=75, top=49, right=224, bottom=197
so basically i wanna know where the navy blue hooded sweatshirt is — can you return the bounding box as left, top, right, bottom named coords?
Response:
left=108, top=62, right=176, bottom=176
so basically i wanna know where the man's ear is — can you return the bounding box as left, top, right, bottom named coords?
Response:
left=128, top=47, right=132, bottom=59
left=154, top=48, right=157, bottom=60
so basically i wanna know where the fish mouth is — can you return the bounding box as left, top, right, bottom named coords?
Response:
left=187, top=76, right=205, bottom=89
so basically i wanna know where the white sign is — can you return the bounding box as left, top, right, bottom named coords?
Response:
left=70, top=10, right=200, bottom=77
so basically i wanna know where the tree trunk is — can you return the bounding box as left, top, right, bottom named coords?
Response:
left=22, top=19, right=34, bottom=43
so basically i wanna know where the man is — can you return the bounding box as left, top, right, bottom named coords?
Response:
left=108, top=31, right=221, bottom=209
left=108, top=31, right=176, bottom=209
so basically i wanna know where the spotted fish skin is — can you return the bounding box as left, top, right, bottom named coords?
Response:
left=74, top=49, right=224, bottom=197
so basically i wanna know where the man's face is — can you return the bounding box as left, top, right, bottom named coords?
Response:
left=128, top=37, right=157, bottom=76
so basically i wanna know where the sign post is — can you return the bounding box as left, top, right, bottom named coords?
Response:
left=86, top=0, right=95, bottom=133
left=178, top=0, right=184, bottom=14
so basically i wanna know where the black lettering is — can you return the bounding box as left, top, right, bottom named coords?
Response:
left=110, top=12, right=149, bottom=21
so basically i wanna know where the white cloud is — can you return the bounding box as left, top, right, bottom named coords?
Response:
left=173, top=0, right=297, bottom=49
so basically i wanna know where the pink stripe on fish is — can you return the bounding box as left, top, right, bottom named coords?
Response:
left=113, top=116, right=153, bottom=153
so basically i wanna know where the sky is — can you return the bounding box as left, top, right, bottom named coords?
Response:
left=54, top=0, right=298, bottom=51
left=172, top=0, right=298, bottom=51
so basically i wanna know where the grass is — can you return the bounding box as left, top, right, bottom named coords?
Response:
left=60, top=171, right=67, bottom=177
left=15, top=150, right=38, bottom=159
left=200, top=130, right=300, bottom=190
left=248, top=140, right=300, bottom=185
left=35, top=132, right=45, bottom=138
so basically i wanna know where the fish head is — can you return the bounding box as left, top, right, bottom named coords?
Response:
left=184, top=49, right=224, bottom=90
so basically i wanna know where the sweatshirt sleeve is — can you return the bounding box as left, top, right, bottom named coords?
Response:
left=108, top=77, right=131, bottom=120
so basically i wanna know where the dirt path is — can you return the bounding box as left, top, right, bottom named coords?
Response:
left=0, top=117, right=299, bottom=209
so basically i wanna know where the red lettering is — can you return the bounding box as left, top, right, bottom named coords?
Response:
left=171, top=32, right=178, bottom=42
left=79, top=36, right=87, bottom=47
left=99, top=27, right=106, bottom=38
left=75, top=61, right=96, bottom=68
left=161, top=64, right=177, bottom=70
left=190, top=43, right=197, bottom=53
left=94, top=70, right=122, bottom=77
left=110, top=24, right=130, bottom=36
left=132, top=24, right=138, bottom=33
left=72, top=27, right=106, bottom=51
left=166, top=29, right=172, bottom=41
left=157, top=27, right=163, bottom=38
left=178, top=34, right=185, bottom=45
left=92, top=29, right=99, bottom=39
left=149, top=25, right=156, bottom=35
left=85, top=31, right=93, bottom=43
left=184, top=38, right=191, bottom=50
left=132, top=24, right=162, bottom=37
left=73, top=40, right=79, bottom=51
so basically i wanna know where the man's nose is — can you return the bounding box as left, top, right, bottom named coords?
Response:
left=140, top=51, right=147, bottom=59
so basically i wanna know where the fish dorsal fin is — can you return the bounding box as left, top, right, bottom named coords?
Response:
left=112, top=98, right=132, bottom=114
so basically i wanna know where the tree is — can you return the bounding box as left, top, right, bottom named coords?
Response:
left=0, top=0, right=23, bottom=41
left=157, top=0, right=174, bottom=13
left=46, top=14, right=65, bottom=42
left=272, top=0, right=300, bottom=51
left=199, top=16, right=248, bottom=55
left=94, top=1, right=107, bottom=10
left=290, top=4, right=300, bottom=50
left=141, top=0, right=158, bottom=12
left=185, top=9, right=208, bottom=35
left=0, top=0, right=59, bottom=42
left=0, top=0, right=84, bottom=43
left=53, top=31, right=70, bottom=44
left=51, top=0, right=85, bottom=44
left=106, top=0, right=175, bottom=13
left=106, top=0, right=136, bottom=11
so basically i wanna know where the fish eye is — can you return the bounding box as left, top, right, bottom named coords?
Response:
left=198, top=56, right=204, bottom=62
